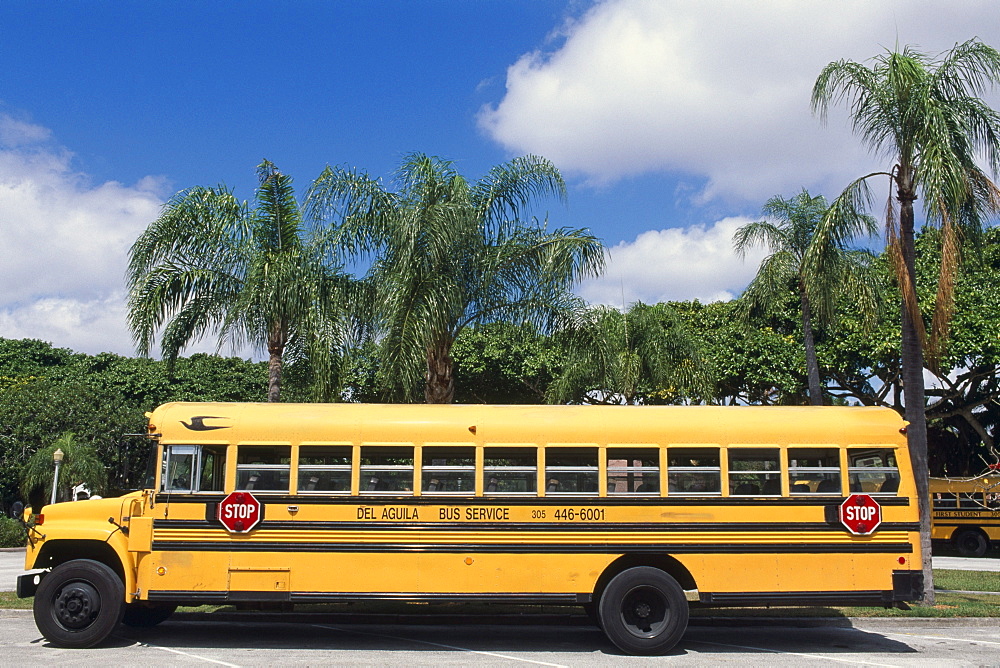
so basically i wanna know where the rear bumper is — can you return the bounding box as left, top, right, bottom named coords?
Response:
left=699, top=571, right=924, bottom=607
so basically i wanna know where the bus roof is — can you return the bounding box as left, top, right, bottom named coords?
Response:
left=148, top=402, right=907, bottom=448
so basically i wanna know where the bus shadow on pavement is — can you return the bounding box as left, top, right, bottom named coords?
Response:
left=105, top=618, right=918, bottom=659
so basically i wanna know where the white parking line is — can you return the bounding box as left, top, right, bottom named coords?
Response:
left=312, top=624, right=569, bottom=667
left=124, top=638, right=242, bottom=667
left=685, top=639, right=901, bottom=667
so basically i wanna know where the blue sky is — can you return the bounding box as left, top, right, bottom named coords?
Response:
left=1, top=1, right=998, bottom=356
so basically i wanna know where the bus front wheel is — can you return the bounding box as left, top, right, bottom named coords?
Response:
left=954, top=529, right=989, bottom=558
left=598, top=566, right=688, bottom=655
left=33, top=559, right=125, bottom=648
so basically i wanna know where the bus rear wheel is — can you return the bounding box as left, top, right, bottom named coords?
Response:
left=33, top=559, right=125, bottom=648
left=598, top=566, right=688, bottom=655
left=954, top=529, right=989, bottom=558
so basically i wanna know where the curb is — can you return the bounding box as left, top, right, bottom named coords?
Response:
left=0, top=547, right=26, bottom=553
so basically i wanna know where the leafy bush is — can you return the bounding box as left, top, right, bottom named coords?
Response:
left=0, top=516, right=24, bottom=548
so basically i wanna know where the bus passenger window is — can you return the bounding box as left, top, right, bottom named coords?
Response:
left=236, top=445, right=291, bottom=492
left=667, top=447, right=721, bottom=495
left=607, top=448, right=659, bottom=495
left=483, top=447, right=536, bottom=495
left=545, top=448, right=599, bottom=495
left=788, top=448, right=841, bottom=495
left=728, top=448, right=779, bottom=496
left=848, top=449, right=899, bottom=494
left=298, top=446, right=352, bottom=494
left=360, top=446, right=414, bottom=495
left=959, top=492, right=984, bottom=509
left=422, top=447, right=475, bottom=494
left=933, top=492, right=958, bottom=509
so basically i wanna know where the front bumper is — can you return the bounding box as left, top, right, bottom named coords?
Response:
left=16, top=571, right=45, bottom=598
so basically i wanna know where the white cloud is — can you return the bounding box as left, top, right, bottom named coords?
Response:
left=480, top=0, right=1000, bottom=203
left=577, top=217, right=767, bottom=305
left=0, top=115, right=167, bottom=354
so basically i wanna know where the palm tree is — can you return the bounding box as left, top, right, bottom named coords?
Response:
left=547, top=303, right=711, bottom=405
left=306, top=153, right=605, bottom=403
left=20, top=433, right=106, bottom=509
left=127, top=161, right=354, bottom=402
left=812, top=39, right=1000, bottom=602
left=734, top=190, right=880, bottom=405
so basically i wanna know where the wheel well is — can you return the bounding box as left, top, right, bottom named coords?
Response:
left=951, top=526, right=989, bottom=542
left=593, top=554, right=696, bottom=602
left=34, top=541, right=126, bottom=584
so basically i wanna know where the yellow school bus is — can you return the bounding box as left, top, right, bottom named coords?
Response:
left=19, top=402, right=922, bottom=654
left=930, top=475, right=1000, bottom=557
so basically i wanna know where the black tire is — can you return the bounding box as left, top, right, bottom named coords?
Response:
left=954, top=529, right=989, bottom=558
left=597, top=566, right=688, bottom=655
left=122, top=603, right=177, bottom=628
left=33, top=559, right=125, bottom=648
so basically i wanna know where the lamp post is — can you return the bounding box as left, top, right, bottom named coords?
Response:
left=50, top=448, right=64, bottom=505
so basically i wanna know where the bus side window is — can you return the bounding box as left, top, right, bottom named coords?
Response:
left=728, top=448, right=779, bottom=496
left=788, top=448, right=841, bottom=495
left=483, top=447, right=536, bottom=495
left=422, top=446, right=475, bottom=494
left=959, top=492, right=984, bottom=509
left=360, top=446, right=414, bottom=495
left=607, top=448, right=659, bottom=495
left=667, top=447, right=721, bottom=495
left=236, top=445, right=291, bottom=492
left=298, top=446, right=352, bottom=494
left=848, top=448, right=899, bottom=494
left=198, top=445, right=227, bottom=492
left=545, top=447, right=599, bottom=495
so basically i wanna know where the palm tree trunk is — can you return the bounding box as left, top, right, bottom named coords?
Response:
left=799, top=286, right=823, bottom=406
left=898, top=184, right=934, bottom=604
left=425, top=340, right=455, bottom=404
left=267, top=337, right=284, bottom=403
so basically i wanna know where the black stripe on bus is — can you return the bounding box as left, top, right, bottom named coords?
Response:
left=932, top=521, right=1000, bottom=528
left=153, top=519, right=921, bottom=533
left=145, top=590, right=588, bottom=604
left=149, top=541, right=914, bottom=554
left=144, top=588, right=901, bottom=607
left=156, top=494, right=911, bottom=506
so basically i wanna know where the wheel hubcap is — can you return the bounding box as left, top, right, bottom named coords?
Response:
left=54, top=581, right=101, bottom=630
left=620, top=585, right=669, bottom=638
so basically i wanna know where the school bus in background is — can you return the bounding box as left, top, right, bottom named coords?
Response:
left=930, top=475, right=1000, bottom=557
left=18, top=402, right=922, bottom=654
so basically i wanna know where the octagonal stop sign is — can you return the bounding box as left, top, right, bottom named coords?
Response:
left=217, top=491, right=262, bottom=533
left=839, top=493, right=881, bottom=536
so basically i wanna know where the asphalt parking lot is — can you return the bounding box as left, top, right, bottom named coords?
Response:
left=1, top=612, right=999, bottom=666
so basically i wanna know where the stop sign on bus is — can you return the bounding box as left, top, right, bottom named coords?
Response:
left=217, top=491, right=262, bottom=533
left=840, top=493, right=881, bottom=535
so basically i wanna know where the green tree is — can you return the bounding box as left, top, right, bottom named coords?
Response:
left=812, top=39, right=1000, bottom=601
left=127, top=160, right=354, bottom=402
left=672, top=300, right=808, bottom=405
left=547, top=303, right=711, bottom=405
left=734, top=189, right=880, bottom=405
left=306, top=153, right=604, bottom=403
left=452, top=323, right=562, bottom=404
left=20, top=433, right=107, bottom=509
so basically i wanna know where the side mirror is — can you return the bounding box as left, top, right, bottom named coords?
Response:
left=10, top=501, right=24, bottom=519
